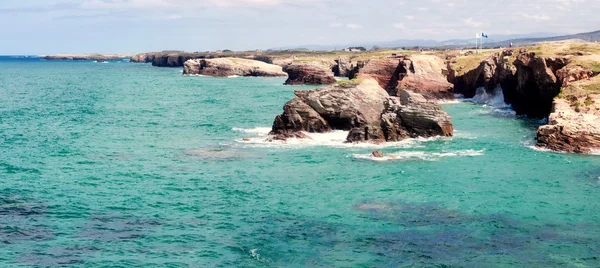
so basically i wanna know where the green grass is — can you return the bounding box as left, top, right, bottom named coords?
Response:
left=336, top=78, right=363, bottom=85
left=451, top=53, right=491, bottom=75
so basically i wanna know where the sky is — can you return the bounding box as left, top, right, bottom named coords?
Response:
left=0, top=0, right=598, bottom=54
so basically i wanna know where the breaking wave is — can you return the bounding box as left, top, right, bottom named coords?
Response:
left=462, top=86, right=516, bottom=116
left=352, top=149, right=485, bottom=161
left=231, top=127, right=449, bottom=149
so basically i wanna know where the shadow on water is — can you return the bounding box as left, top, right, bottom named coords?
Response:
left=0, top=193, right=54, bottom=245
left=77, top=213, right=162, bottom=241
left=231, top=200, right=600, bottom=267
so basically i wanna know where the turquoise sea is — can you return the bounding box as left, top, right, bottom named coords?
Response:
left=1, top=58, right=599, bottom=267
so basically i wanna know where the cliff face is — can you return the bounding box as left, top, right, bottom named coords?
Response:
left=283, top=62, right=337, bottom=85
left=449, top=47, right=600, bottom=154
left=353, top=55, right=454, bottom=100
left=536, top=96, right=600, bottom=153
left=182, top=58, right=287, bottom=77
left=450, top=49, right=570, bottom=118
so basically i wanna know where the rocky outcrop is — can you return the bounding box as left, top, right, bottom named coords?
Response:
left=449, top=49, right=571, bottom=118
left=270, top=78, right=453, bottom=143
left=356, top=55, right=454, bottom=100
left=448, top=50, right=517, bottom=100
left=332, top=57, right=352, bottom=77
left=380, top=90, right=454, bottom=142
left=43, top=54, right=131, bottom=61
left=183, top=58, right=287, bottom=77
left=283, top=62, right=336, bottom=85
left=536, top=96, right=600, bottom=153
left=450, top=48, right=600, bottom=154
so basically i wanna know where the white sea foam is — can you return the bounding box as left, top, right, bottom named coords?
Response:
left=461, top=86, right=516, bottom=116
left=228, top=75, right=241, bottom=78
left=232, top=127, right=272, bottom=136
left=232, top=127, right=448, bottom=149
left=437, top=99, right=461, bottom=104
left=352, top=149, right=485, bottom=161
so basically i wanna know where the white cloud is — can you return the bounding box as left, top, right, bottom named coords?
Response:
left=346, top=23, right=361, bottom=29
left=462, top=17, right=482, bottom=27
left=404, top=15, right=415, bottom=20
left=393, top=23, right=406, bottom=29
left=522, top=14, right=551, bottom=21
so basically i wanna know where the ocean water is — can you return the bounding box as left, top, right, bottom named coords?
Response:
left=1, top=58, right=599, bottom=267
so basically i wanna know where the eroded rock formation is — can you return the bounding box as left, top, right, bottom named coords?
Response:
left=283, top=62, right=336, bottom=85
left=270, top=78, right=453, bottom=143
left=183, top=58, right=287, bottom=77
left=355, top=55, right=454, bottom=100
left=536, top=94, right=600, bottom=154
left=449, top=48, right=600, bottom=154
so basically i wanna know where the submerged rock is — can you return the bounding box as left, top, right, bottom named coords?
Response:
left=371, top=151, right=384, bottom=158
left=183, top=58, right=287, bottom=77
left=283, top=62, right=336, bottom=85
left=270, top=78, right=453, bottom=143
left=183, top=148, right=254, bottom=160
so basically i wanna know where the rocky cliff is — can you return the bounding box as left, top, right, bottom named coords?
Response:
left=449, top=45, right=600, bottom=154
left=183, top=58, right=287, bottom=77
left=271, top=78, right=453, bottom=143
left=537, top=95, right=600, bottom=153
left=283, top=62, right=336, bottom=85
left=354, top=55, right=454, bottom=100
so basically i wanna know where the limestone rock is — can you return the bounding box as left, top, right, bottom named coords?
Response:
left=283, top=62, right=336, bottom=85
left=183, top=58, right=287, bottom=77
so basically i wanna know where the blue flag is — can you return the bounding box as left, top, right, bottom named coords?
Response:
left=482, top=33, right=489, bottom=38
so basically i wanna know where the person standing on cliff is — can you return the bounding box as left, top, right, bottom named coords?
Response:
left=510, top=42, right=513, bottom=48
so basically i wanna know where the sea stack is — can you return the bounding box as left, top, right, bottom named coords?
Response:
left=283, top=62, right=337, bottom=85
left=270, top=78, right=453, bottom=143
left=183, top=58, right=287, bottom=77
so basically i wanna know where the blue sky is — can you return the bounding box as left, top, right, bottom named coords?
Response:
left=1, top=0, right=597, bottom=54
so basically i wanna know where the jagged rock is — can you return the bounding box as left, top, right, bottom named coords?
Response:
left=449, top=49, right=571, bottom=118
left=512, top=52, right=568, bottom=118
left=270, top=78, right=454, bottom=143
left=357, top=58, right=401, bottom=91
left=394, top=55, right=454, bottom=100
left=332, top=57, right=352, bottom=77
left=356, top=55, right=454, bottom=100
left=283, top=62, right=336, bottom=85
left=271, top=98, right=331, bottom=140
left=381, top=90, right=454, bottom=141
left=536, top=97, right=600, bottom=153
left=556, top=65, right=594, bottom=86
left=450, top=50, right=518, bottom=100
left=183, top=58, right=287, bottom=77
